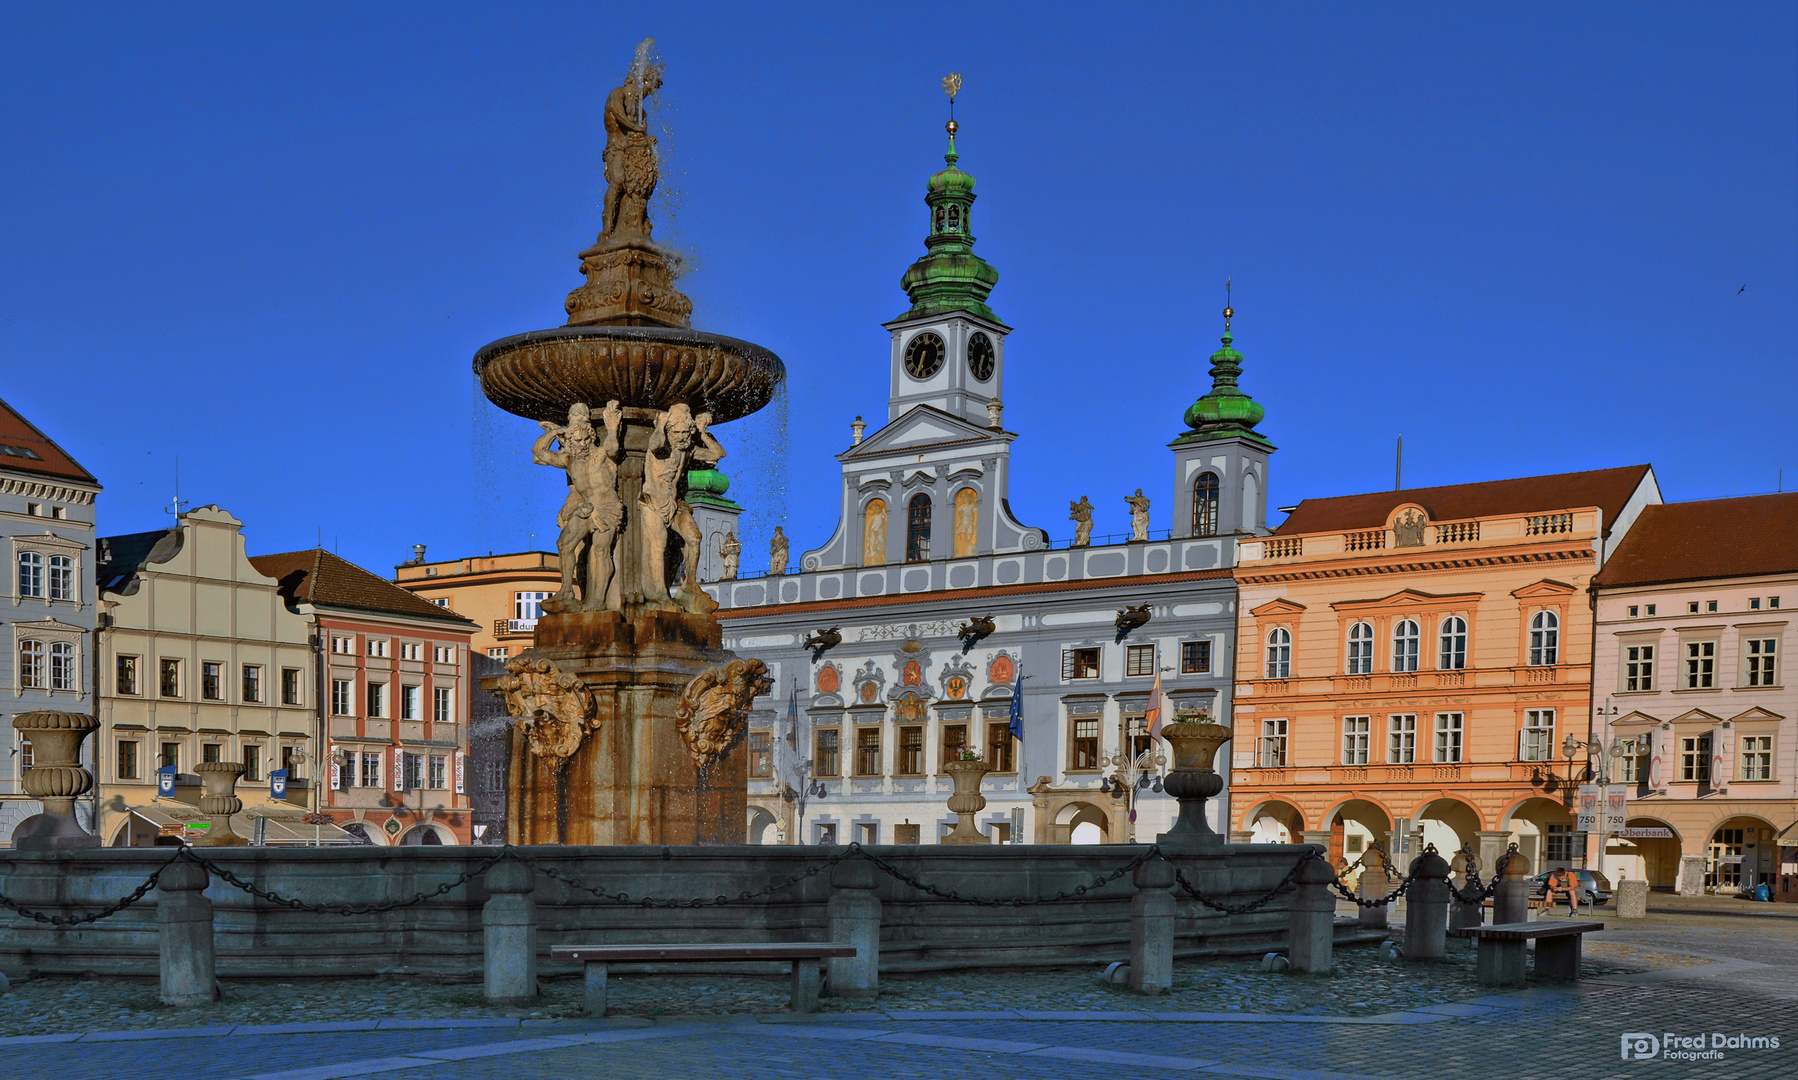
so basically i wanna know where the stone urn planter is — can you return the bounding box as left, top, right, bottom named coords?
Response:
left=940, top=756, right=992, bottom=845
left=194, top=761, right=248, bottom=846
left=1156, top=720, right=1234, bottom=851
left=11, top=710, right=99, bottom=850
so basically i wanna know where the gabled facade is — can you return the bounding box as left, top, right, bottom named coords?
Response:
left=1230, top=464, right=1662, bottom=875
left=1589, top=492, right=1798, bottom=896
left=0, top=396, right=101, bottom=844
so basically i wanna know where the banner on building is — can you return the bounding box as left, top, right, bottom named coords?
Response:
left=270, top=770, right=287, bottom=799
left=157, top=765, right=177, bottom=797
left=392, top=746, right=405, bottom=792
left=454, top=752, right=465, bottom=795
left=1603, top=785, right=1629, bottom=832
left=1576, top=784, right=1602, bottom=832
left=328, top=746, right=341, bottom=791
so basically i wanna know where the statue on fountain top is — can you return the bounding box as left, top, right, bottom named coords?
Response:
left=601, top=54, right=662, bottom=246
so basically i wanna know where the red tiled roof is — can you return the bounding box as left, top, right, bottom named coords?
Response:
left=1592, top=493, right=1798, bottom=588
left=1275, top=464, right=1653, bottom=536
left=0, top=395, right=98, bottom=485
left=250, top=549, right=477, bottom=627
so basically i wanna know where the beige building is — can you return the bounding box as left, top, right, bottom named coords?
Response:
left=95, top=506, right=321, bottom=846
left=393, top=549, right=559, bottom=662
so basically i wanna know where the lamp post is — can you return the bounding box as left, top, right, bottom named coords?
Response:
left=780, top=757, right=827, bottom=845
left=1099, top=715, right=1167, bottom=844
left=1564, top=717, right=1640, bottom=882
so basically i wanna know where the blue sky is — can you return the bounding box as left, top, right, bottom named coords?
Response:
left=2, top=2, right=1792, bottom=574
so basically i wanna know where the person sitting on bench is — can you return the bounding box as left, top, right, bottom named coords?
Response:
left=1545, top=867, right=1580, bottom=915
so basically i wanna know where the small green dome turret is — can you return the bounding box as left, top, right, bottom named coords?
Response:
left=894, top=123, right=1004, bottom=326
left=686, top=467, right=730, bottom=497
left=1174, top=304, right=1271, bottom=446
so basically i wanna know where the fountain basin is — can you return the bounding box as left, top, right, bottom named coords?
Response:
left=474, top=324, right=785, bottom=424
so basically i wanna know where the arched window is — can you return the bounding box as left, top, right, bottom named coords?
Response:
left=1439, top=616, right=1468, bottom=670
left=1191, top=472, right=1220, bottom=537
left=862, top=498, right=888, bottom=567
left=906, top=494, right=932, bottom=562
left=1529, top=610, right=1559, bottom=666
left=18, top=639, right=44, bottom=689
left=1265, top=627, right=1291, bottom=679
left=47, top=555, right=73, bottom=602
left=1392, top=619, right=1420, bottom=673
left=934, top=206, right=945, bottom=232
left=49, top=641, right=76, bottom=691
left=1347, top=622, right=1374, bottom=675
left=18, top=552, right=44, bottom=598
left=947, top=204, right=961, bottom=231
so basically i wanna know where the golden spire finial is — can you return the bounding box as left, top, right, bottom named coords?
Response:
left=1223, top=277, right=1234, bottom=333
left=942, top=73, right=962, bottom=136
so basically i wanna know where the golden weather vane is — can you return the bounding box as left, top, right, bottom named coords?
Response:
left=942, top=72, right=962, bottom=99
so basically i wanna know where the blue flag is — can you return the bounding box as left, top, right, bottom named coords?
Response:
left=157, top=765, right=177, bottom=797
left=1008, top=664, right=1024, bottom=742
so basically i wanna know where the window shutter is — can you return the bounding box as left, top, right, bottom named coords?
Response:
left=1062, top=650, right=1076, bottom=680
left=1518, top=729, right=1527, bottom=762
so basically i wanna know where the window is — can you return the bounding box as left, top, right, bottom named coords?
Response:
left=1620, top=746, right=1644, bottom=783
left=1258, top=719, right=1288, bottom=767
left=894, top=824, right=921, bottom=845
left=1191, top=472, right=1220, bottom=536
left=1346, top=622, right=1374, bottom=675
left=897, top=726, right=923, bottom=774
left=49, top=642, right=75, bottom=690
left=1342, top=716, right=1370, bottom=765
left=243, top=745, right=261, bottom=782
left=1707, top=827, right=1745, bottom=889
left=366, top=638, right=389, bottom=658
left=159, top=658, right=182, bottom=697
left=428, top=596, right=448, bottom=606
left=1126, top=643, right=1156, bottom=677
left=1625, top=644, right=1654, bottom=691
left=116, top=655, right=139, bottom=694
left=429, top=755, right=448, bottom=789
left=814, top=728, right=841, bottom=777
left=1125, top=714, right=1152, bottom=759
left=402, top=753, right=423, bottom=791
left=1392, top=620, right=1420, bottom=673
left=1543, top=823, right=1577, bottom=863
left=855, top=727, right=881, bottom=776
left=1679, top=734, right=1711, bottom=783
left=1707, top=600, right=1718, bottom=613
left=282, top=668, right=302, bottom=705
left=1688, top=602, right=1699, bottom=614
left=1750, top=598, right=1762, bottom=611
left=1745, top=638, right=1778, bottom=687
left=1062, top=647, right=1101, bottom=680
left=1521, top=709, right=1555, bottom=761
left=1685, top=641, right=1716, bottom=688
left=281, top=746, right=301, bottom=780
left=400, top=685, right=421, bottom=720
left=1389, top=714, right=1417, bottom=764
left=486, top=647, right=510, bottom=660
left=400, top=643, right=422, bottom=661
left=1528, top=611, right=1559, bottom=666
left=20, top=640, right=46, bottom=689
left=50, top=506, right=65, bottom=520
left=201, top=662, right=222, bottom=700
left=514, top=592, right=550, bottom=621
left=905, top=494, right=931, bottom=562
left=1180, top=640, right=1211, bottom=674
left=330, top=636, right=354, bottom=654
left=17, top=552, right=44, bottom=597
left=331, top=679, right=352, bottom=716
left=19, top=739, right=31, bottom=769
left=202, top=743, right=221, bottom=764
left=1628, top=605, right=1639, bottom=617
left=47, top=555, right=73, bottom=601
left=857, top=822, right=879, bottom=845
left=1433, top=712, right=1464, bottom=763
left=1647, top=604, right=1657, bottom=615
left=434, top=687, right=453, bottom=724
left=242, top=665, right=262, bottom=703
left=1772, top=597, right=1782, bottom=609
left=1265, top=628, right=1291, bottom=678
left=367, top=682, right=387, bottom=718
left=1438, top=617, right=1467, bottom=670
left=987, top=721, right=1015, bottom=772
left=941, top=723, right=967, bottom=768
left=433, top=646, right=456, bottom=664
left=118, top=741, right=139, bottom=780
left=1741, top=736, right=1773, bottom=780
left=160, top=742, right=180, bottom=770
left=1070, top=716, right=1100, bottom=770
left=361, top=752, right=382, bottom=788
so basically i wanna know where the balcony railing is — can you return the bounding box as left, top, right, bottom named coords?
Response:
left=1435, top=521, right=1480, bottom=543
left=1525, top=513, right=1574, bottom=536
left=1263, top=537, right=1303, bottom=558
left=1344, top=529, right=1386, bottom=551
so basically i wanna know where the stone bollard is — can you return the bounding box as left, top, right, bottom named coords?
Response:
left=158, top=858, right=217, bottom=1006
left=482, top=859, right=537, bottom=1004
left=11, top=710, right=100, bottom=850
left=1493, top=850, right=1532, bottom=925
left=1358, top=849, right=1392, bottom=929
left=1128, top=858, right=1176, bottom=995
left=193, top=762, right=248, bottom=846
left=1288, top=855, right=1337, bottom=975
left=1616, top=879, right=1648, bottom=919
left=1448, top=852, right=1484, bottom=931
left=827, top=858, right=881, bottom=998
left=1402, top=850, right=1450, bottom=961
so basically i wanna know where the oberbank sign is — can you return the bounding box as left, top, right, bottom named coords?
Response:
left=1621, top=1032, right=1781, bottom=1062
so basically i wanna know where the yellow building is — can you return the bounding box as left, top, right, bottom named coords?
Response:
left=393, top=550, right=559, bottom=661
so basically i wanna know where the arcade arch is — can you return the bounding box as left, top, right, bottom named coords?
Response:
left=747, top=806, right=780, bottom=845
left=1242, top=799, right=1303, bottom=844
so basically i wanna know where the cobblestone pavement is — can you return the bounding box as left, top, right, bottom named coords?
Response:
left=4, top=922, right=1793, bottom=1080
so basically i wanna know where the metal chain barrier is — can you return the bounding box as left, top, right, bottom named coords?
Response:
left=0, top=846, right=186, bottom=926
left=518, top=848, right=854, bottom=908
left=1450, top=845, right=1518, bottom=904
left=183, top=847, right=510, bottom=916
left=851, top=843, right=1158, bottom=907
left=1171, top=851, right=1313, bottom=914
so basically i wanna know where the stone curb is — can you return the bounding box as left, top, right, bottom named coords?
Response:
left=0, top=1015, right=651, bottom=1049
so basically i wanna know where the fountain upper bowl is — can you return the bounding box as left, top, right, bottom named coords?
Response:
left=474, top=325, right=785, bottom=425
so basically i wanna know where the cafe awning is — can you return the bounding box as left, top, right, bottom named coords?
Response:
left=130, top=804, right=359, bottom=845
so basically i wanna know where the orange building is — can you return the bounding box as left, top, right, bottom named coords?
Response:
left=393, top=550, right=560, bottom=662
left=1228, top=465, right=1660, bottom=873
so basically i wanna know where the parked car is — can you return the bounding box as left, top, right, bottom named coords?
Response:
left=1528, top=869, right=1613, bottom=906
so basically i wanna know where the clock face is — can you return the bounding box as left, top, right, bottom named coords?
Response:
left=968, top=332, right=995, bottom=381
left=904, top=332, right=945, bottom=379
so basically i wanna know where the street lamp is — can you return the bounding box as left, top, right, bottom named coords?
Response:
left=1099, top=714, right=1167, bottom=844
left=779, top=757, right=827, bottom=845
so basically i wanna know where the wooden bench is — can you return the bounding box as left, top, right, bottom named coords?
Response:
left=1465, top=921, right=1604, bottom=986
left=550, top=943, right=858, bottom=1016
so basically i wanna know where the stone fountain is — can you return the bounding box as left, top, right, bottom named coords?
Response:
left=476, top=41, right=780, bottom=845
